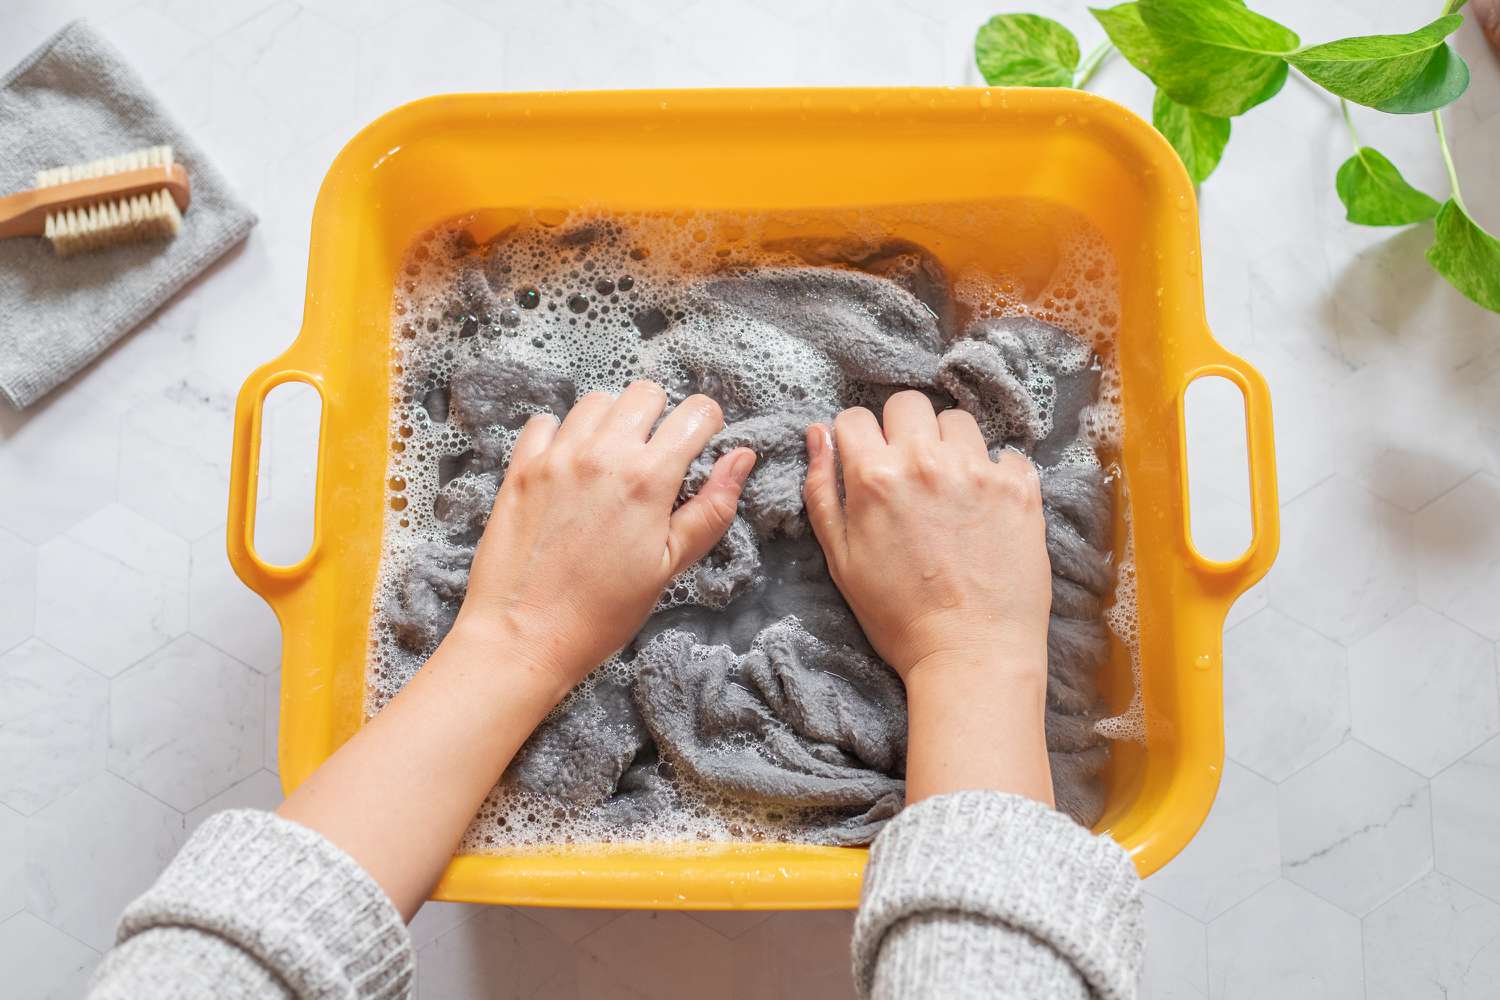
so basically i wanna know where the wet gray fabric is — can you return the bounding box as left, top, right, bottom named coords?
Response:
left=506, top=677, right=649, bottom=806
left=632, top=620, right=907, bottom=846
left=384, top=243, right=1117, bottom=843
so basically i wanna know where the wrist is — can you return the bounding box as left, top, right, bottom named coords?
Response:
left=901, top=635, right=1048, bottom=695
left=433, top=619, right=579, bottom=713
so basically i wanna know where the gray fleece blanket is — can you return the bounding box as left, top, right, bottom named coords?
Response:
left=384, top=238, right=1117, bottom=844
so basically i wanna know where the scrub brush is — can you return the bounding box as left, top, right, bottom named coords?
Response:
left=0, top=145, right=190, bottom=256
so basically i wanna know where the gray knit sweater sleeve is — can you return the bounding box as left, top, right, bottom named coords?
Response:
left=88, top=810, right=415, bottom=1000
left=852, top=791, right=1144, bottom=1000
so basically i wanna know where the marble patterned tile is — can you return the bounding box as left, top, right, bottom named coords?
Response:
left=108, top=635, right=264, bottom=811
left=517, top=907, right=621, bottom=945
left=1348, top=606, right=1499, bottom=777
left=1363, top=872, right=1500, bottom=1000
left=1332, top=358, right=1487, bottom=512
left=683, top=909, right=774, bottom=940
left=216, top=2, right=362, bottom=146
left=409, top=900, right=485, bottom=951
left=188, top=530, right=282, bottom=675
left=730, top=910, right=858, bottom=1000
left=118, top=384, right=238, bottom=541
left=25, top=773, right=185, bottom=951
left=0, top=394, right=119, bottom=545
left=184, top=769, right=284, bottom=831
left=1430, top=735, right=1500, bottom=902
left=1223, top=608, right=1349, bottom=782
left=418, top=905, right=574, bottom=1000
left=353, top=2, right=508, bottom=123
left=1141, top=894, right=1208, bottom=1000
left=1414, top=473, right=1500, bottom=641
left=1206, top=881, right=1363, bottom=1000
left=34, top=505, right=190, bottom=677
left=0, top=640, right=108, bottom=815
left=0, top=912, right=101, bottom=1000
left=0, top=805, right=22, bottom=921
left=0, top=528, right=37, bottom=656
left=576, top=910, right=735, bottom=999
left=1269, top=476, right=1415, bottom=643
left=1145, top=762, right=1281, bottom=922
left=96, top=1, right=208, bottom=81
left=151, top=0, right=281, bottom=38
left=1277, top=741, right=1432, bottom=916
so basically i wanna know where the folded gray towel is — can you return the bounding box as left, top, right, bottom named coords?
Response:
left=0, top=20, right=256, bottom=409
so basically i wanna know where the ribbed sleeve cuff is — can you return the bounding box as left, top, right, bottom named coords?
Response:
left=852, top=792, right=1142, bottom=1000
left=116, top=810, right=414, bottom=1000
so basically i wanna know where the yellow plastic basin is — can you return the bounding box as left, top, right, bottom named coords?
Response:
left=227, top=87, right=1279, bottom=910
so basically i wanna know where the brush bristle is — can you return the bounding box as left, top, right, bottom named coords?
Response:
left=44, top=189, right=183, bottom=257
left=34, top=145, right=175, bottom=188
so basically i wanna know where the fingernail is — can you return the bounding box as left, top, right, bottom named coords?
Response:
left=729, top=450, right=756, bottom=486
left=807, top=425, right=824, bottom=458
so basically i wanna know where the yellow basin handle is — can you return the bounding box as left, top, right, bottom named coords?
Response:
left=1178, top=355, right=1281, bottom=603
left=226, top=357, right=326, bottom=606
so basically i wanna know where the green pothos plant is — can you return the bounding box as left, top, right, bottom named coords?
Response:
left=974, top=0, right=1500, bottom=314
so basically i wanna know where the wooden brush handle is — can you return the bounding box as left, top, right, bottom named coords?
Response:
left=0, top=163, right=191, bottom=239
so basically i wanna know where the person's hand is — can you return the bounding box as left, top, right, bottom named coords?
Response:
left=450, top=380, right=755, bottom=696
left=803, top=390, right=1051, bottom=685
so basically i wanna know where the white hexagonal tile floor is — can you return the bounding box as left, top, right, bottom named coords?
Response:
left=1224, top=608, right=1349, bottom=782
left=5, top=2, right=1500, bottom=997
left=1270, top=477, right=1415, bottom=644
left=1145, top=762, right=1281, bottom=922
left=1277, top=741, right=1432, bottom=916
left=1349, top=607, right=1499, bottom=777
left=1415, top=473, right=1500, bottom=641
left=108, top=635, right=264, bottom=812
left=0, top=912, right=100, bottom=1000
left=1362, top=872, right=1500, bottom=1000
left=24, top=773, right=185, bottom=951
left=1431, top=735, right=1500, bottom=903
left=0, top=528, right=36, bottom=656
left=34, top=505, right=189, bottom=677
left=0, top=640, right=108, bottom=815
left=1207, top=881, right=1364, bottom=1000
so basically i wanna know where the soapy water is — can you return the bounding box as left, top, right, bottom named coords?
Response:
left=370, top=206, right=1142, bottom=850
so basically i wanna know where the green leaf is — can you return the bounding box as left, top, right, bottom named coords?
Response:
left=974, top=14, right=1081, bottom=87
left=1334, top=147, right=1441, bottom=225
left=1092, top=0, right=1299, bottom=117
left=1287, top=15, right=1468, bottom=113
left=1427, top=200, right=1500, bottom=313
left=1152, top=89, right=1231, bottom=183
left=1374, top=42, right=1469, bottom=114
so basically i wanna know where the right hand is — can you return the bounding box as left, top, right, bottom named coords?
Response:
left=802, top=390, right=1052, bottom=685
left=451, top=381, right=755, bottom=699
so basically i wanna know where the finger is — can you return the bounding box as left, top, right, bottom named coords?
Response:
left=937, top=408, right=988, bottom=456
left=508, top=413, right=559, bottom=469
left=647, top=393, right=725, bottom=473
left=832, top=406, right=885, bottom=468
left=882, top=389, right=941, bottom=443
left=665, top=447, right=755, bottom=575
left=604, top=379, right=669, bottom=442
left=802, top=424, right=847, bottom=568
left=552, top=390, right=615, bottom=445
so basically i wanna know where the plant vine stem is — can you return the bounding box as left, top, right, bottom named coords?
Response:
left=1442, top=0, right=1466, bottom=15
left=1339, top=99, right=1361, bottom=152
left=1433, top=109, right=1466, bottom=212
left=1075, top=42, right=1114, bottom=89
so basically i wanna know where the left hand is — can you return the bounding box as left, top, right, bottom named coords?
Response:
left=450, top=380, right=756, bottom=696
